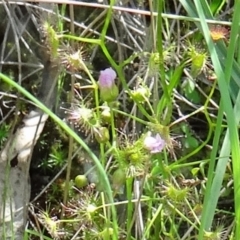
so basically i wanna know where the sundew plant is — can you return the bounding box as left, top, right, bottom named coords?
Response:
left=0, top=0, right=240, bottom=240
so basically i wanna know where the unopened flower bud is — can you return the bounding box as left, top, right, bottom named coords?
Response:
left=98, top=68, right=119, bottom=102
left=75, top=175, right=88, bottom=188
left=101, top=107, right=111, bottom=123
left=131, top=86, right=151, bottom=103
left=100, top=228, right=114, bottom=238
left=112, top=168, right=126, bottom=191
left=94, top=126, right=110, bottom=143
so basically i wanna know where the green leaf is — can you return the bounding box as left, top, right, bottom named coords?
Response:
left=209, top=0, right=225, bottom=15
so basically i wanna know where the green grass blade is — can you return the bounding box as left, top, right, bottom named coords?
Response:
left=194, top=1, right=240, bottom=239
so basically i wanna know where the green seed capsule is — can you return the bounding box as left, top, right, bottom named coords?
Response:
left=74, top=175, right=88, bottom=188
left=94, top=127, right=110, bottom=143
left=112, top=168, right=126, bottom=190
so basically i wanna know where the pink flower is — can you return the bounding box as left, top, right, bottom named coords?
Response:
left=144, top=133, right=165, bottom=153
left=98, top=68, right=117, bottom=89
left=98, top=68, right=118, bottom=102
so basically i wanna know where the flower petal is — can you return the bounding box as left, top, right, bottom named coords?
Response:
left=144, top=133, right=165, bottom=153
left=98, top=68, right=117, bottom=89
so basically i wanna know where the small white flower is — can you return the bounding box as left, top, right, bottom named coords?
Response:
left=144, top=133, right=165, bottom=153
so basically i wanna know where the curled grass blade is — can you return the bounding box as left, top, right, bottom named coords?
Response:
left=0, top=73, right=119, bottom=239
